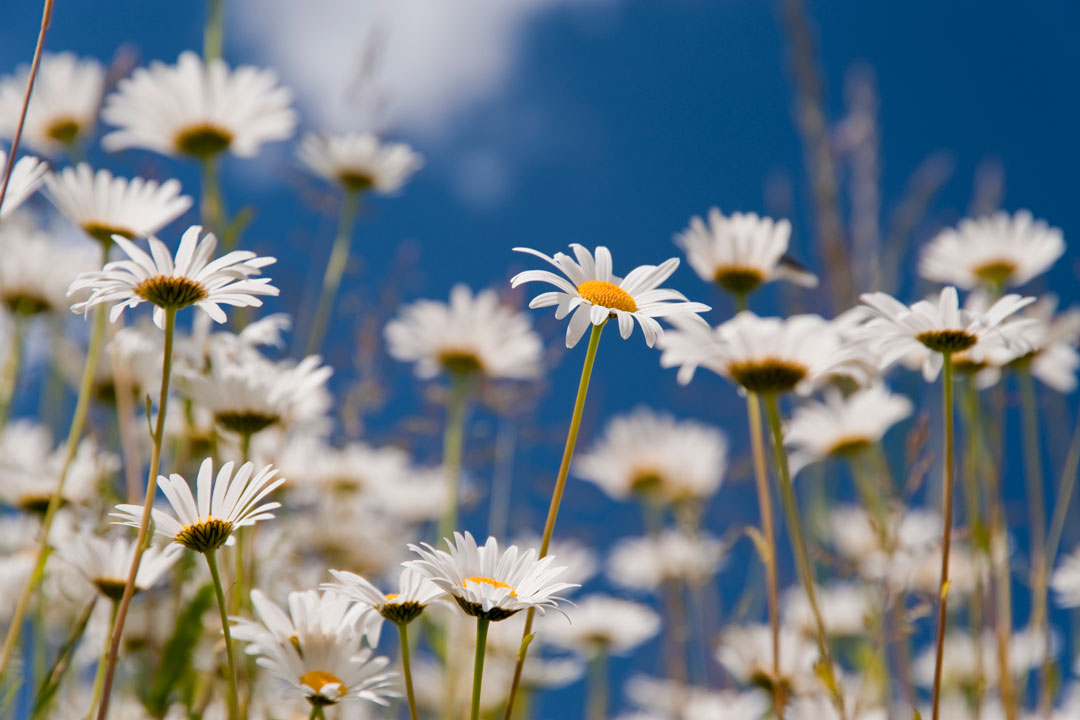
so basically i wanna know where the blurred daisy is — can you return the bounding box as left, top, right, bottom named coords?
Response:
left=675, top=208, right=816, bottom=295
left=541, top=594, right=660, bottom=657
left=658, top=312, right=866, bottom=394
left=299, top=131, right=423, bottom=194
left=1051, top=547, right=1080, bottom=608
left=68, top=225, right=278, bottom=328
left=102, top=51, right=297, bottom=159
left=0, top=213, right=100, bottom=316
left=112, top=458, right=284, bottom=553
left=913, top=627, right=1048, bottom=692
left=232, top=589, right=396, bottom=708
left=60, top=534, right=181, bottom=601
left=0, top=150, right=47, bottom=218
left=511, top=244, right=710, bottom=348
left=920, top=211, right=1065, bottom=290
left=783, top=582, right=873, bottom=638
left=606, top=530, right=726, bottom=592
left=0, top=53, right=105, bottom=155
left=0, top=422, right=118, bottom=513
left=717, top=623, right=819, bottom=697
left=385, top=284, right=543, bottom=379
left=787, top=694, right=888, bottom=720
left=1007, top=296, right=1080, bottom=393
left=406, top=532, right=575, bottom=621
left=44, top=164, right=192, bottom=244
left=858, top=286, right=1035, bottom=381
left=623, top=675, right=768, bottom=720
left=574, top=407, right=727, bottom=503
left=783, top=385, right=912, bottom=474
left=324, top=567, right=445, bottom=626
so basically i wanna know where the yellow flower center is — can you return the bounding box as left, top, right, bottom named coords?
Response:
left=81, top=222, right=135, bottom=246
left=384, top=593, right=399, bottom=602
left=174, top=123, right=234, bottom=158
left=465, top=576, right=517, bottom=597
left=175, top=518, right=233, bottom=553
left=45, top=117, right=81, bottom=145
left=972, top=259, right=1018, bottom=288
left=299, top=670, right=347, bottom=704
left=576, top=280, right=637, bottom=313
left=134, top=275, right=209, bottom=310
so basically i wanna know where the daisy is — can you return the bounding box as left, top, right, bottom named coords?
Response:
left=0, top=213, right=101, bottom=316
left=59, top=534, right=182, bottom=601
left=101, top=51, right=297, bottom=159
left=573, top=407, right=727, bottom=503
left=0, top=53, right=105, bottom=155
left=857, top=286, right=1036, bottom=380
left=1006, top=296, right=1080, bottom=393
left=0, top=150, right=47, bottom=219
left=920, top=211, right=1065, bottom=290
left=44, top=164, right=192, bottom=244
left=510, top=244, right=710, bottom=348
left=324, top=567, right=445, bottom=626
left=658, top=312, right=867, bottom=394
left=606, top=530, right=726, bottom=592
left=623, top=675, right=768, bottom=720
left=717, top=623, right=820, bottom=697
left=299, top=131, right=424, bottom=194
left=541, top=594, right=660, bottom=656
left=783, top=582, right=873, bottom=638
left=111, top=457, right=284, bottom=553
left=406, top=532, right=575, bottom=622
left=783, top=385, right=912, bottom=474
left=232, top=589, right=397, bottom=708
left=385, top=284, right=543, bottom=379
left=675, top=208, right=816, bottom=295
left=68, top=225, right=278, bottom=328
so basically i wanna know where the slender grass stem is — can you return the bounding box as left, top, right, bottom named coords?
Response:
left=96, top=307, right=177, bottom=720
left=929, top=353, right=957, bottom=720
left=437, top=372, right=471, bottom=541
left=205, top=548, right=241, bottom=720
left=503, top=322, right=604, bottom=720
left=85, top=601, right=119, bottom=720
left=398, top=622, right=419, bottom=720
left=471, top=617, right=490, bottom=720
left=305, top=189, right=361, bottom=356
left=585, top=646, right=608, bottom=720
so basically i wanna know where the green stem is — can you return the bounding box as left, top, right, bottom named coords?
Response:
left=307, top=704, right=325, bottom=720
left=398, top=623, right=419, bottom=720
left=204, top=0, right=225, bottom=61
left=929, top=353, right=956, bottom=720
left=848, top=451, right=889, bottom=549
left=305, top=189, right=361, bottom=356
left=958, top=378, right=987, bottom=715
left=503, top=322, right=604, bottom=720
left=200, top=155, right=226, bottom=243
left=762, top=392, right=845, bottom=716
left=95, top=307, right=177, bottom=720
left=0, top=305, right=107, bottom=683
left=205, top=548, right=241, bottom=720
left=437, top=372, right=471, bottom=541
left=85, top=601, right=119, bottom=720
left=233, top=431, right=252, bottom=614
left=0, top=315, right=24, bottom=427
left=585, top=646, right=608, bottom=720
left=471, top=617, right=490, bottom=720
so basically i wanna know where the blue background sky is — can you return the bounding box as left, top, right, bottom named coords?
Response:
left=3, top=0, right=1080, bottom=716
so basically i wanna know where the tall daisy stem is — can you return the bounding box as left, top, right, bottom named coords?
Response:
left=205, top=548, right=241, bottom=720
left=305, top=189, right=361, bottom=356
left=585, top=647, right=608, bottom=720
left=398, top=622, right=419, bottom=720
left=438, top=372, right=471, bottom=541
left=0, top=305, right=107, bottom=683
left=203, top=0, right=225, bottom=62
left=762, top=392, right=845, bottom=715
left=502, top=322, right=604, bottom=720
left=200, top=156, right=226, bottom=242
left=929, top=353, right=957, bottom=720
left=471, top=618, right=490, bottom=720
left=0, top=315, right=23, bottom=427
left=959, top=378, right=988, bottom=716
left=95, top=307, right=177, bottom=720
left=307, top=705, right=325, bottom=720
left=85, top=600, right=119, bottom=720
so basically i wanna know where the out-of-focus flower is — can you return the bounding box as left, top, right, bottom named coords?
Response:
left=783, top=582, right=874, bottom=638
left=913, top=627, right=1049, bottom=692
left=102, top=51, right=297, bottom=159
left=675, top=208, right=816, bottom=295
left=920, top=211, right=1064, bottom=290
left=0, top=213, right=100, bottom=316
left=716, top=624, right=820, bottom=696
left=541, top=594, right=660, bottom=656
left=299, top=132, right=423, bottom=194
left=324, top=567, right=445, bottom=626
left=623, top=675, right=768, bottom=720
left=0, top=53, right=105, bottom=155
left=607, top=530, right=726, bottom=592
left=1051, top=547, right=1080, bottom=608
left=1005, top=296, right=1080, bottom=392
left=0, top=150, right=46, bottom=218
left=511, top=244, right=709, bottom=348
left=59, top=534, right=182, bottom=600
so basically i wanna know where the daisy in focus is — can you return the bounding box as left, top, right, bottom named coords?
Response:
left=510, top=244, right=710, bottom=348
left=0, top=53, right=105, bottom=155
left=324, top=567, right=445, bottom=626
left=675, top=208, right=817, bottom=296
left=101, top=51, right=297, bottom=159
left=385, top=284, right=543, bottom=379
left=59, top=534, right=182, bottom=601
left=920, top=211, right=1065, bottom=290
left=44, top=164, right=192, bottom=244
left=68, top=225, right=278, bottom=328
left=0, top=150, right=47, bottom=219
left=299, top=131, right=424, bottom=195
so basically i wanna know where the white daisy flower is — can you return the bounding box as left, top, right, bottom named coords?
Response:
left=232, top=589, right=396, bottom=708
left=68, top=225, right=278, bottom=328
left=111, top=457, right=284, bottom=553
left=540, top=594, right=660, bottom=656
left=624, top=675, right=768, bottom=720
left=59, top=534, right=182, bottom=601
left=101, top=51, right=297, bottom=159
left=574, top=407, right=727, bottom=503
left=405, top=532, right=576, bottom=621
left=857, top=286, right=1036, bottom=381
left=1051, top=547, right=1080, bottom=608
left=0, top=53, right=105, bottom=155
left=783, top=582, right=873, bottom=638
left=787, top=694, right=888, bottom=720
left=299, top=132, right=423, bottom=194
left=324, top=567, right=445, bottom=626
left=385, top=284, right=543, bottom=379
left=44, top=164, right=192, bottom=244
left=0, top=212, right=101, bottom=316
left=606, top=530, right=726, bottom=592
left=913, top=627, right=1048, bottom=691
left=1007, top=296, right=1080, bottom=393
left=716, top=623, right=820, bottom=696
left=277, top=435, right=412, bottom=495
left=658, top=311, right=867, bottom=394
left=920, top=211, right=1065, bottom=290
left=0, top=150, right=47, bottom=219
left=510, top=244, right=710, bottom=348
left=783, top=385, right=912, bottom=474
left=675, top=208, right=817, bottom=295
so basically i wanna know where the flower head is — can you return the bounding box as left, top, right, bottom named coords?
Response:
left=406, top=532, right=575, bottom=621
left=68, top=225, right=278, bottom=328
left=102, top=51, right=297, bottom=159
left=0, top=53, right=105, bottom=155
left=0, top=213, right=100, bottom=316
left=323, top=567, right=445, bottom=626
left=299, top=132, right=423, bottom=194
left=511, top=244, right=709, bottom=348
left=0, top=150, right=47, bottom=219
left=717, top=623, right=819, bottom=698
left=675, top=208, right=816, bottom=295
left=59, top=534, right=181, bottom=600
left=112, top=458, right=284, bottom=553
left=606, top=530, right=726, bottom=592
left=541, top=594, right=660, bottom=656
